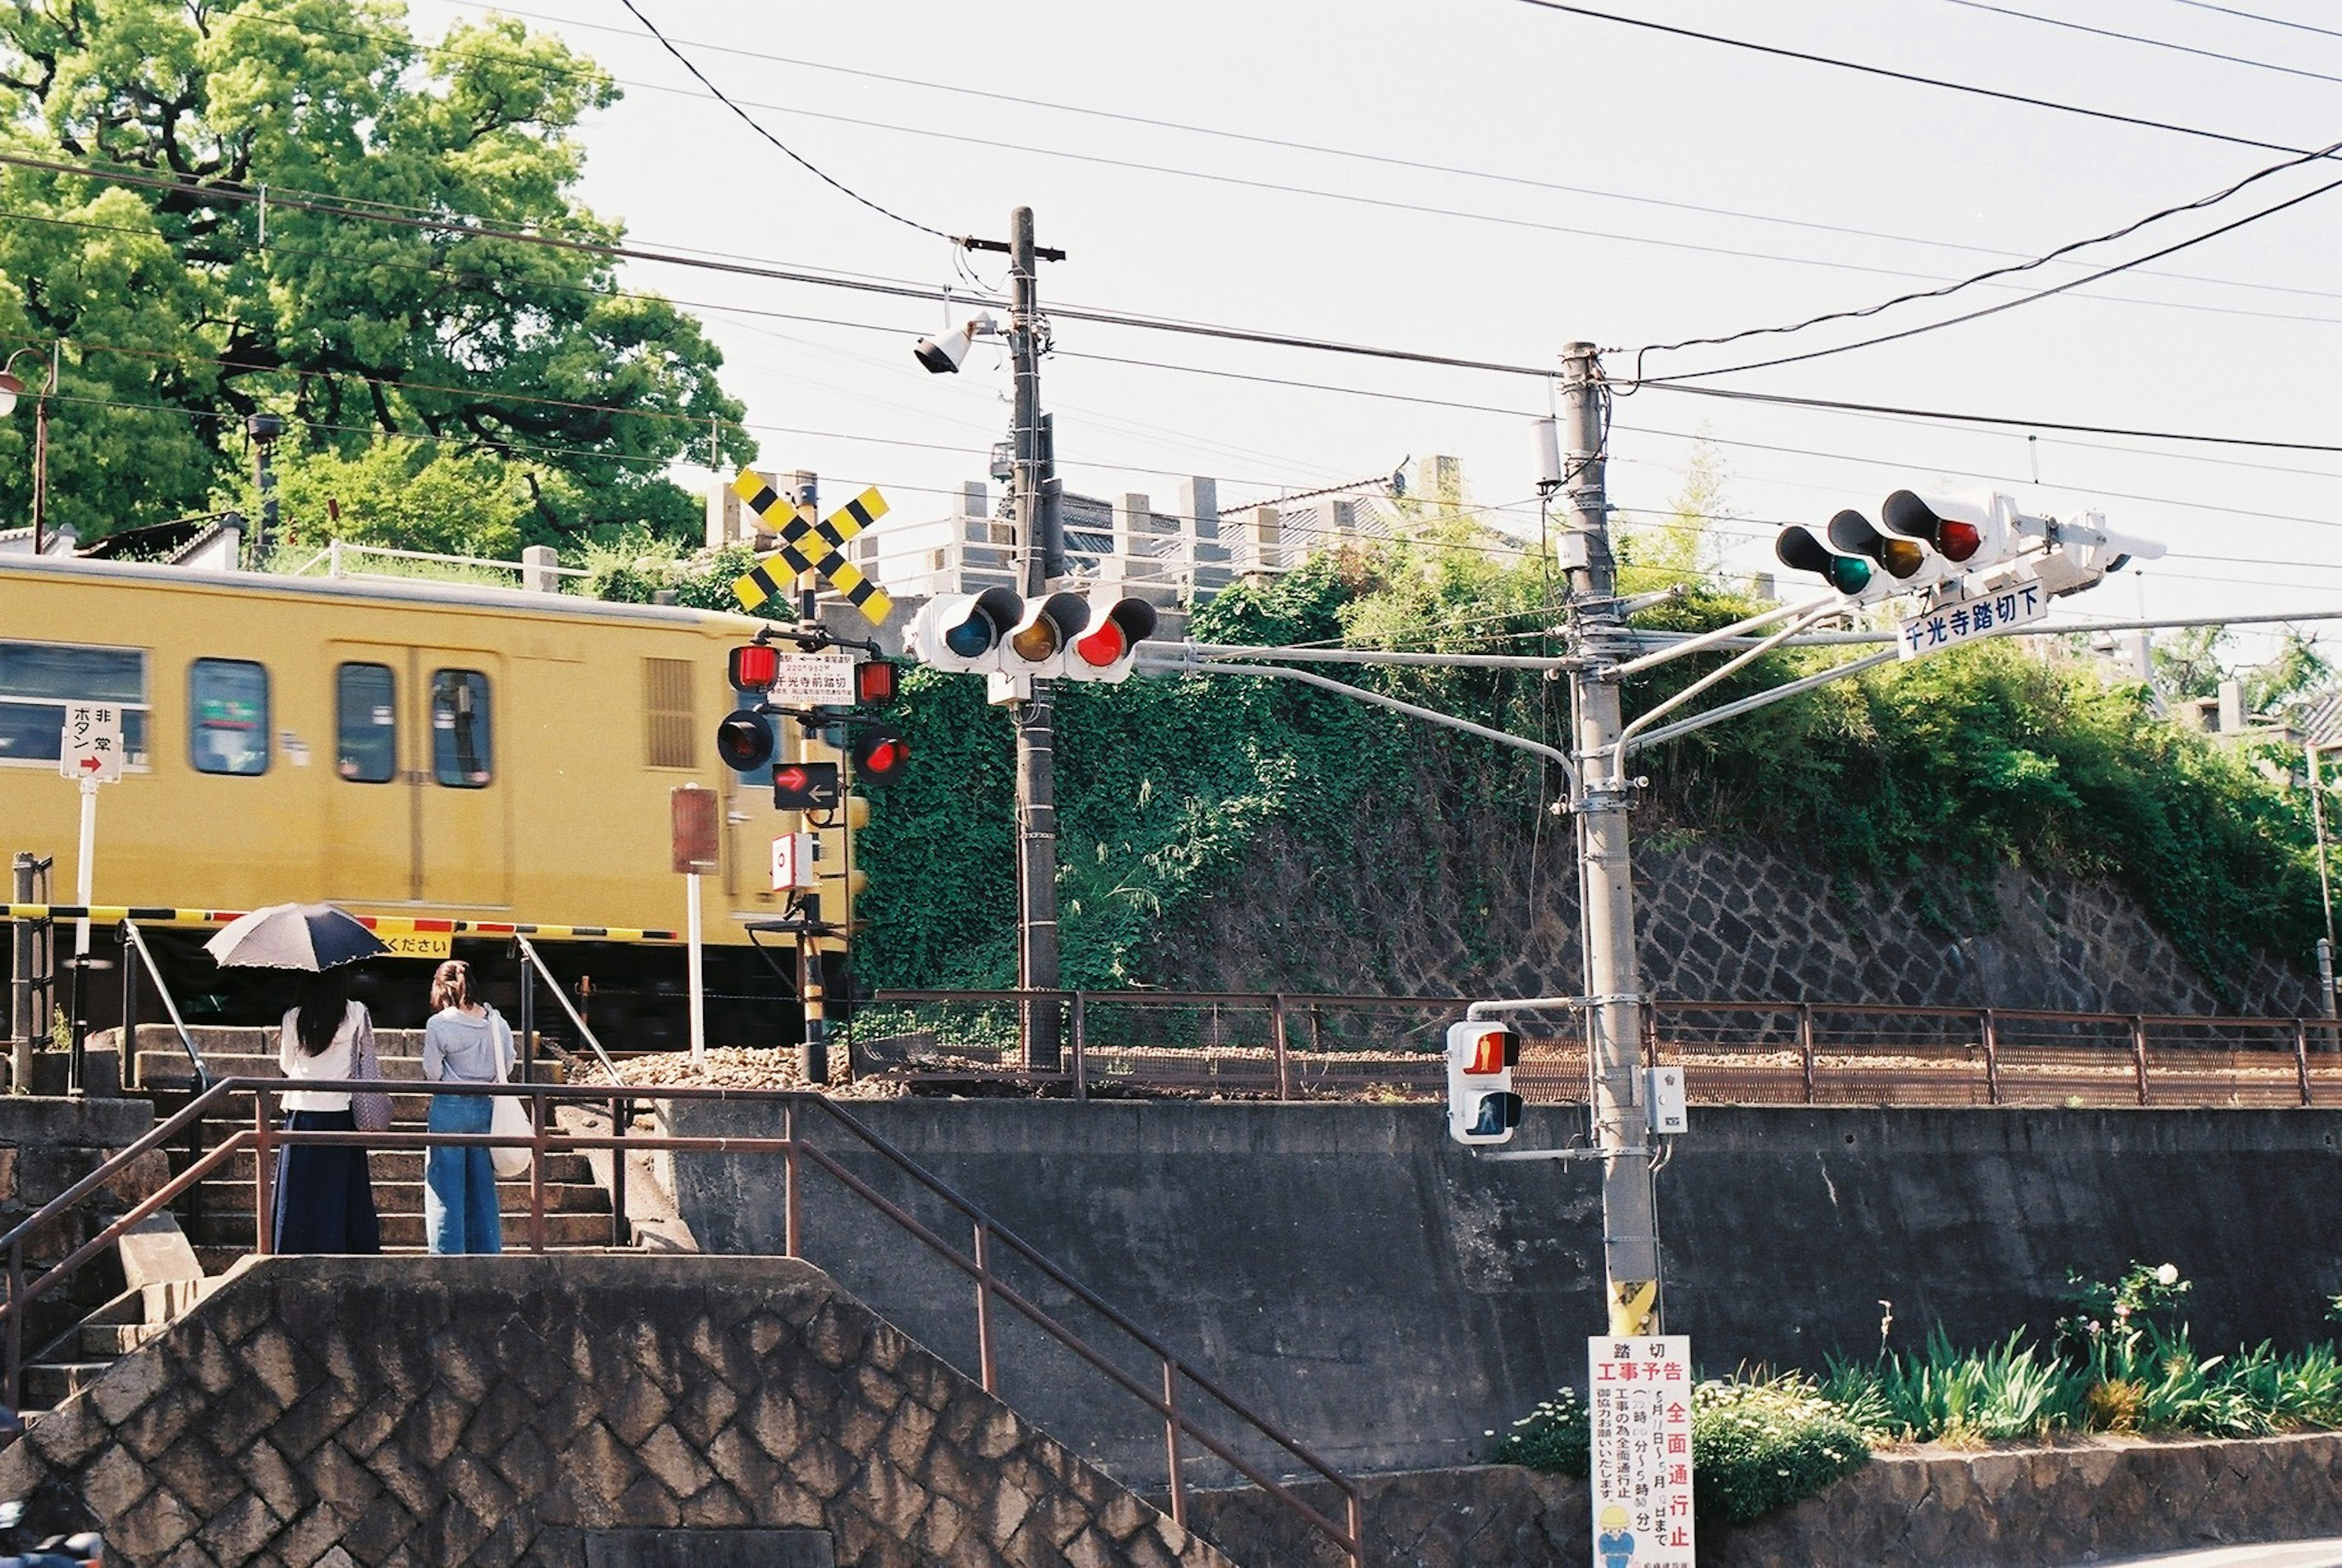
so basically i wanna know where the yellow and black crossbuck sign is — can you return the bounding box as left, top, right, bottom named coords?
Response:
left=729, top=470, right=893, bottom=624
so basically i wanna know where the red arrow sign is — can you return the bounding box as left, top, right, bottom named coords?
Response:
left=76, top=755, right=101, bottom=774
left=775, top=765, right=810, bottom=792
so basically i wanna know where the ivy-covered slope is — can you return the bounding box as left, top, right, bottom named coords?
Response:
left=853, top=549, right=2329, bottom=1004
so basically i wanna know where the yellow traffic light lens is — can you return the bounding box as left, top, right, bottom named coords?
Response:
left=1880, top=539, right=1925, bottom=578
left=1009, top=621, right=1059, bottom=661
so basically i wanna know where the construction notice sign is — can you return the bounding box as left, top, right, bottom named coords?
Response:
left=1589, top=1336, right=1695, bottom=1568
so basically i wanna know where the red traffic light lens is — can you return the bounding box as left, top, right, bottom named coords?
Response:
left=1936, top=520, right=1983, bottom=562
left=855, top=659, right=899, bottom=706
left=1073, top=623, right=1128, bottom=668
left=729, top=643, right=780, bottom=692
left=714, top=712, right=775, bottom=772
left=853, top=725, right=908, bottom=783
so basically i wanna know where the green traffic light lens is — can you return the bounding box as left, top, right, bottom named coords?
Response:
left=1827, top=557, right=1872, bottom=595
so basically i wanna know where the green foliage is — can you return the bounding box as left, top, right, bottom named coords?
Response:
left=1660, top=637, right=2325, bottom=995
left=257, top=443, right=530, bottom=560
left=1489, top=1386, right=1591, bottom=1475
left=1691, top=1375, right=1872, bottom=1524
left=1821, top=1266, right=2342, bottom=1445
left=1492, top=1374, right=1870, bottom=1525
left=0, top=0, right=753, bottom=545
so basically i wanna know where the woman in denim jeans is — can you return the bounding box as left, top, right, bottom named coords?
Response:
left=421, top=961, right=512, bottom=1253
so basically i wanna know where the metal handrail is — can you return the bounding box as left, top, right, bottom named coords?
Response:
left=514, top=935, right=623, bottom=1084
left=117, top=920, right=209, bottom=1090
left=0, top=1076, right=1364, bottom=1568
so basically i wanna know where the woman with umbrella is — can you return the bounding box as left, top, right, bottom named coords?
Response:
left=207, top=904, right=390, bottom=1255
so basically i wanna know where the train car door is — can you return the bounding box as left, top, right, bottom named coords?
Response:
left=414, top=651, right=512, bottom=909
left=324, top=644, right=416, bottom=901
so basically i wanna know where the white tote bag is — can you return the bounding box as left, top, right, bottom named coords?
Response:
left=487, top=1009, right=531, bottom=1180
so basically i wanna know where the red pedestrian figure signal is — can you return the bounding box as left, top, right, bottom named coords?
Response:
left=772, top=761, right=842, bottom=812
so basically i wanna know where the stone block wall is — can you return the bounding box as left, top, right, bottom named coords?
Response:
left=0, top=1255, right=1237, bottom=1568
left=1142, top=812, right=2318, bottom=1017
left=0, top=1095, right=161, bottom=1352
left=1185, top=1433, right=2342, bottom=1568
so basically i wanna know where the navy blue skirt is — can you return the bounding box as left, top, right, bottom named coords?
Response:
left=272, top=1108, right=382, bottom=1255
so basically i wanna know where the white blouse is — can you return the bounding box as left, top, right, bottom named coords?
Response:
left=278, top=1000, right=369, bottom=1112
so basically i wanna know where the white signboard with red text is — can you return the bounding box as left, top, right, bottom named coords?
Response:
left=1589, top=1335, right=1695, bottom=1568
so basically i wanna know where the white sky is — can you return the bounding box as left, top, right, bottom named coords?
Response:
left=409, top=0, right=2342, bottom=667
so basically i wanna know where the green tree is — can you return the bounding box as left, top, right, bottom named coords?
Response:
left=0, top=0, right=753, bottom=546
left=2152, top=625, right=2229, bottom=705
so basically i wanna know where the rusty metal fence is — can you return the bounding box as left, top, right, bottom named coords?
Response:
left=862, top=989, right=2342, bottom=1109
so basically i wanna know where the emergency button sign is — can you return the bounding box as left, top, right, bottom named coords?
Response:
left=58, top=703, right=123, bottom=783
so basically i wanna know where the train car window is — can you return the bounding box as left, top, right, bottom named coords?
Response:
left=188, top=659, right=270, bottom=776
left=336, top=663, right=398, bottom=783
left=429, top=669, right=492, bottom=787
left=643, top=657, right=696, bottom=768
left=0, top=640, right=149, bottom=767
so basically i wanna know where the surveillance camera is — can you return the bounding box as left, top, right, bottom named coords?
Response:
left=913, top=312, right=998, bottom=376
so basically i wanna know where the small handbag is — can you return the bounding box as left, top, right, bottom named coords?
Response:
left=349, top=1014, right=393, bottom=1134
left=486, top=1008, right=532, bottom=1180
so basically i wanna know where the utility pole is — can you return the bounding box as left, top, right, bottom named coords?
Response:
left=1008, top=206, right=1064, bottom=1071
left=791, top=470, right=831, bottom=1084
left=1559, top=342, right=1664, bottom=1337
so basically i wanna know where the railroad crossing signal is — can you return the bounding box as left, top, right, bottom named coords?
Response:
left=730, top=470, right=894, bottom=625
left=772, top=761, right=842, bottom=813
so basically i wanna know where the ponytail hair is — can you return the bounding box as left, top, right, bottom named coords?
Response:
left=431, top=959, right=476, bottom=1013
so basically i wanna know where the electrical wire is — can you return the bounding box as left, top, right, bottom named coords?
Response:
left=1633, top=135, right=2342, bottom=374
left=224, top=2, right=2342, bottom=318
left=1941, top=0, right=2342, bottom=86
left=2161, top=0, right=2342, bottom=43
left=1645, top=381, right=2342, bottom=455
left=1509, top=0, right=2314, bottom=156
left=1642, top=161, right=2342, bottom=383
left=611, top=0, right=952, bottom=243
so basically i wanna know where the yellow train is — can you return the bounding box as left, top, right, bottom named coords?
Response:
left=0, top=551, right=856, bottom=1042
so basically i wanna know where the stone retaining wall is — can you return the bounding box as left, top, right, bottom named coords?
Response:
left=0, top=1095, right=161, bottom=1353
left=0, top=1255, right=1237, bottom=1568
left=1186, top=1433, right=2342, bottom=1567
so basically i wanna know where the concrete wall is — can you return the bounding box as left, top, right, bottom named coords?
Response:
left=662, top=1100, right=2342, bottom=1480
left=0, top=1095, right=162, bottom=1351
left=0, top=1255, right=1236, bottom=1568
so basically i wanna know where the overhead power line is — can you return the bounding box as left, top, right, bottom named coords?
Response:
left=1642, top=155, right=2342, bottom=382
left=1510, top=0, right=2314, bottom=155
left=1941, top=0, right=2342, bottom=87
left=1635, top=134, right=2342, bottom=375
left=2157, top=0, right=2342, bottom=48
left=612, top=0, right=951, bottom=242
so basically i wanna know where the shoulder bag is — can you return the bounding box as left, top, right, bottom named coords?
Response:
left=349, top=1011, right=394, bottom=1134
left=485, top=1008, right=532, bottom=1180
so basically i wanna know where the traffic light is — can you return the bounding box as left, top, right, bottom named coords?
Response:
left=851, top=723, right=908, bottom=784
left=908, top=586, right=1027, bottom=673
left=1061, top=596, right=1159, bottom=684
left=715, top=709, right=776, bottom=773
left=1445, top=1020, right=1523, bottom=1147
left=1881, top=490, right=2010, bottom=570
left=1774, top=523, right=1878, bottom=600
left=728, top=642, right=781, bottom=694
left=908, top=587, right=1160, bottom=679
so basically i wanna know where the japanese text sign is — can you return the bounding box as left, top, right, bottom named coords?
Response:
left=1896, top=578, right=2047, bottom=662
left=1590, top=1335, right=1695, bottom=1568
left=58, top=703, right=123, bottom=784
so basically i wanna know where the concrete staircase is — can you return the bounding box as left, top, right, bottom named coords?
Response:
left=2, top=1035, right=627, bottom=1414
left=134, top=1034, right=616, bottom=1270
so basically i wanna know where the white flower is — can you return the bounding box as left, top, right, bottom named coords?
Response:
left=2155, top=1263, right=2180, bottom=1286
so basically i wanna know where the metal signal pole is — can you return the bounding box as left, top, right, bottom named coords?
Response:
left=1007, top=206, right=1064, bottom=1071
left=790, top=470, right=831, bottom=1085
left=1560, top=342, right=1664, bottom=1337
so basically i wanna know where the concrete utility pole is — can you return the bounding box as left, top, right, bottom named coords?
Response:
left=1559, top=342, right=1664, bottom=1337
left=1008, top=206, right=1065, bottom=1070
left=791, top=470, right=831, bottom=1084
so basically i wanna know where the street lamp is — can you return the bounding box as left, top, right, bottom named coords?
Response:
left=0, top=345, right=56, bottom=558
